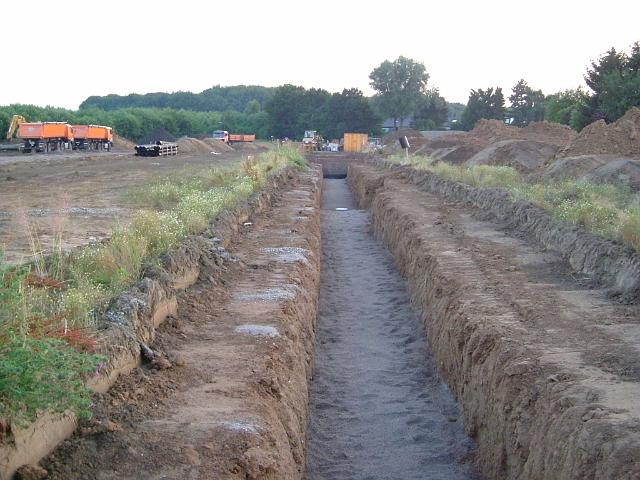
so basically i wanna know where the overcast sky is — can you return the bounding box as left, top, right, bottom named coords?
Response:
left=2, top=0, right=639, bottom=109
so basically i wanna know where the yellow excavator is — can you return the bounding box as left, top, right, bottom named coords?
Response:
left=6, top=115, right=26, bottom=140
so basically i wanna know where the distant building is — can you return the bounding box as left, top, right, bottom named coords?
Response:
left=381, top=117, right=414, bottom=133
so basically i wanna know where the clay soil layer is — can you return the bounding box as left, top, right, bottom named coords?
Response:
left=41, top=168, right=322, bottom=479
left=349, top=163, right=640, bottom=480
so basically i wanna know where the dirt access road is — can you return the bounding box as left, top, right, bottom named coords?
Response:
left=0, top=150, right=244, bottom=263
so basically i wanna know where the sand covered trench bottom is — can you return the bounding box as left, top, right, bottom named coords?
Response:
left=347, top=162, right=640, bottom=480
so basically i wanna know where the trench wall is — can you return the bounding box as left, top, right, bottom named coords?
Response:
left=371, top=159, right=640, bottom=302
left=0, top=167, right=317, bottom=480
left=349, top=163, right=640, bottom=480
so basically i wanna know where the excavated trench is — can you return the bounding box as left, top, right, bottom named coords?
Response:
left=305, top=178, right=481, bottom=479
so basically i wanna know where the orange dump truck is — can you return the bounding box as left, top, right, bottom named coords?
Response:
left=17, top=122, right=74, bottom=153
left=228, top=133, right=256, bottom=143
left=72, top=125, right=113, bottom=150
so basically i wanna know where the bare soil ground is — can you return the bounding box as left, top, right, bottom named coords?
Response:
left=40, top=169, right=321, bottom=480
left=350, top=163, right=640, bottom=479
left=0, top=150, right=245, bottom=263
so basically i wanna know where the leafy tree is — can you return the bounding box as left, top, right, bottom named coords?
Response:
left=546, top=88, right=590, bottom=130
left=244, top=99, right=261, bottom=115
left=369, top=56, right=429, bottom=129
left=264, top=85, right=307, bottom=139
left=413, top=89, right=448, bottom=130
left=585, top=42, right=640, bottom=122
left=508, top=79, right=546, bottom=127
left=460, top=87, right=506, bottom=130
left=321, top=88, right=380, bottom=139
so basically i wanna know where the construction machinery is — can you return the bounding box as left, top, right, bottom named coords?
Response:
left=6, top=115, right=26, bottom=140
left=18, top=122, right=74, bottom=153
left=302, top=130, right=323, bottom=152
left=72, top=125, right=113, bottom=151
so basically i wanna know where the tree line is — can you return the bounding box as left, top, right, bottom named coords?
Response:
left=458, top=41, right=640, bottom=131
left=80, top=85, right=275, bottom=113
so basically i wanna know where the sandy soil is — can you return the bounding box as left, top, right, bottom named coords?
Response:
left=40, top=169, right=321, bottom=479
left=0, top=150, right=244, bottom=263
left=350, top=163, right=640, bottom=479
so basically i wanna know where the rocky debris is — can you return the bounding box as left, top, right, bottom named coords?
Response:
left=561, top=107, right=640, bottom=159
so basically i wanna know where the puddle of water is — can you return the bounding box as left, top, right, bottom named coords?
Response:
left=305, top=179, right=482, bottom=480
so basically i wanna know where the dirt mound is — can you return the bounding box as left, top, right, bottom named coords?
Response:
left=466, top=139, right=558, bottom=173
left=381, top=128, right=429, bottom=154
left=200, top=138, right=235, bottom=153
left=583, top=158, right=640, bottom=192
left=231, top=142, right=268, bottom=153
left=176, top=137, right=217, bottom=155
left=138, top=128, right=176, bottom=145
left=111, top=134, right=136, bottom=151
left=431, top=144, right=484, bottom=165
left=561, top=107, right=640, bottom=158
left=381, top=128, right=423, bottom=145
left=541, top=154, right=621, bottom=180
left=522, top=121, right=577, bottom=146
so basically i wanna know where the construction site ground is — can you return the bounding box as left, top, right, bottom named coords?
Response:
left=2, top=144, right=640, bottom=479
left=0, top=150, right=245, bottom=263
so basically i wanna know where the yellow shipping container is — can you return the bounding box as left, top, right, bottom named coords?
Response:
left=343, top=133, right=368, bottom=152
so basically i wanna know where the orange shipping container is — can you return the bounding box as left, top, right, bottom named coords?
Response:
left=18, top=122, right=74, bottom=141
left=343, top=133, right=368, bottom=152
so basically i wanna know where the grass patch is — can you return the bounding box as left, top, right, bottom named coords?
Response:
left=389, top=155, right=640, bottom=252
left=0, top=146, right=305, bottom=425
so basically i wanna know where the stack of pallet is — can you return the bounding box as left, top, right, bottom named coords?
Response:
left=135, top=141, right=179, bottom=157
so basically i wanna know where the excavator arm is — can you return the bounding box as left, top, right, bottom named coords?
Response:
left=6, top=115, right=26, bottom=140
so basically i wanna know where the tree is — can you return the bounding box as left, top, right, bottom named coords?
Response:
left=244, top=99, right=261, bottom=115
left=264, top=84, right=307, bottom=139
left=508, top=79, right=546, bottom=127
left=546, top=88, right=590, bottom=131
left=413, top=89, right=448, bottom=130
left=369, top=56, right=429, bottom=129
left=321, top=88, right=380, bottom=139
left=584, top=42, right=640, bottom=122
left=460, top=87, right=506, bottom=130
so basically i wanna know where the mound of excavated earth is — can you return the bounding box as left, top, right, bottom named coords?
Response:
left=583, top=158, right=640, bottom=192
left=541, top=154, right=620, bottom=180
left=465, top=139, right=558, bottom=173
left=176, top=137, right=219, bottom=155
left=561, top=107, right=640, bottom=159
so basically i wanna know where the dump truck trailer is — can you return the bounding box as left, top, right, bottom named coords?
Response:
left=228, top=134, right=255, bottom=143
left=17, top=122, right=74, bottom=153
left=72, top=125, right=113, bottom=151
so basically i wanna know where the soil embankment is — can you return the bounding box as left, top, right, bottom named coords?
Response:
left=24, top=168, right=322, bottom=479
left=305, top=179, right=480, bottom=479
left=349, top=162, right=640, bottom=479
